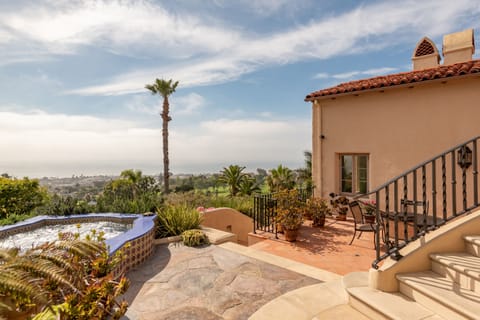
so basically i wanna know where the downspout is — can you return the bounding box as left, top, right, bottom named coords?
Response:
left=312, top=99, right=323, bottom=198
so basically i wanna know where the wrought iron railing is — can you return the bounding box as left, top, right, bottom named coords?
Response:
left=368, top=136, right=480, bottom=269
left=252, top=188, right=313, bottom=238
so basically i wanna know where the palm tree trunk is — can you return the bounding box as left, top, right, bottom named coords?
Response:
left=162, top=97, right=171, bottom=194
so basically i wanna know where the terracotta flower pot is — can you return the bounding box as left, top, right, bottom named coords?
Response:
left=336, top=213, right=347, bottom=221
left=284, top=229, right=298, bottom=242
left=276, top=223, right=284, bottom=234
left=312, top=215, right=326, bottom=227
left=364, top=215, right=375, bottom=224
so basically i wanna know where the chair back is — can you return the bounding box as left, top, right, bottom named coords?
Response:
left=401, top=199, right=429, bottom=215
left=349, top=201, right=364, bottom=224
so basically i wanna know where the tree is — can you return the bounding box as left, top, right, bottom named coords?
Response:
left=218, top=165, right=247, bottom=196
left=297, top=151, right=313, bottom=191
left=96, top=170, right=161, bottom=213
left=0, top=177, right=48, bottom=219
left=145, top=78, right=179, bottom=195
left=238, top=175, right=261, bottom=196
left=267, top=165, right=295, bottom=192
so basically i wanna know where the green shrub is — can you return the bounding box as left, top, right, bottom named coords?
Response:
left=0, top=177, right=47, bottom=219
left=204, top=195, right=253, bottom=216
left=164, top=191, right=209, bottom=208
left=181, top=229, right=209, bottom=247
left=156, top=205, right=202, bottom=238
left=164, top=192, right=253, bottom=217
left=0, top=212, right=37, bottom=226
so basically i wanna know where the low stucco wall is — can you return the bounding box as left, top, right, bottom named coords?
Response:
left=370, top=208, right=480, bottom=292
left=201, top=208, right=253, bottom=246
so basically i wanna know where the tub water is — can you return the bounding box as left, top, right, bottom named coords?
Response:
left=0, top=221, right=131, bottom=250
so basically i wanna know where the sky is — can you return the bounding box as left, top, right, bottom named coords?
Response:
left=1, top=0, right=480, bottom=178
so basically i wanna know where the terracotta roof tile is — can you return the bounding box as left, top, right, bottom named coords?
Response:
left=305, top=60, right=480, bottom=101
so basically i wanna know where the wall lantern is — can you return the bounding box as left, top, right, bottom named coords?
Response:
left=457, top=145, right=473, bottom=169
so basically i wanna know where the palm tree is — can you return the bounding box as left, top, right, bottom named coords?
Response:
left=238, top=175, right=261, bottom=196
left=145, top=78, right=179, bottom=194
left=218, top=165, right=247, bottom=196
left=267, top=164, right=295, bottom=192
left=120, top=169, right=143, bottom=198
left=297, top=151, right=313, bottom=190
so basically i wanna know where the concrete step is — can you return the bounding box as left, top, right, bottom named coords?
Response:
left=312, top=304, right=371, bottom=320
left=430, top=252, right=480, bottom=293
left=249, top=281, right=348, bottom=320
left=343, top=272, right=442, bottom=320
left=397, top=271, right=480, bottom=320
left=464, top=235, right=480, bottom=257
left=348, top=286, right=442, bottom=320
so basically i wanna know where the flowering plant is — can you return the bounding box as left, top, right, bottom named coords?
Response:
left=329, top=193, right=349, bottom=215
left=361, top=199, right=376, bottom=215
left=275, top=190, right=305, bottom=230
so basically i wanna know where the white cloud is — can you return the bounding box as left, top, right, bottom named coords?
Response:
left=171, top=118, right=310, bottom=169
left=313, top=73, right=329, bottom=79
left=361, top=67, right=398, bottom=76
left=0, top=111, right=309, bottom=177
left=64, top=0, right=480, bottom=95
left=332, top=71, right=361, bottom=80
left=313, top=67, right=400, bottom=81
left=0, top=0, right=241, bottom=57
left=173, top=93, right=206, bottom=116
left=125, top=95, right=159, bottom=116
left=126, top=92, right=206, bottom=116
left=236, top=0, right=309, bottom=16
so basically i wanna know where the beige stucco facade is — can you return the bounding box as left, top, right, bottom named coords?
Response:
left=310, top=75, right=480, bottom=198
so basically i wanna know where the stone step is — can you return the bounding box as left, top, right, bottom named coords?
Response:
left=397, top=271, right=480, bottom=320
left=347, top=286, right=442, bottom=320
left=249, top=281, right=348, bottom=320
left=312, top=304, right=371, bottom=320
left=464, top=235, right=480, bottom=257
left=430, top=252, right=480, bottom=293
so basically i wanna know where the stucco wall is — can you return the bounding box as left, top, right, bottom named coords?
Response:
left=311, top=76, right=480, bottom=198
left=201, top=208, right=253, bottom=246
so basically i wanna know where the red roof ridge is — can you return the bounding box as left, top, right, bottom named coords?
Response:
left=305, top=59, right=480, bottom=101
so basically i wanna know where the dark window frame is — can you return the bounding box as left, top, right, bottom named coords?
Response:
left=339, top=154, right=369, bottom=195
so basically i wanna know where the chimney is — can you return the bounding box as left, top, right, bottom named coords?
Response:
left=442, top=29, right=475, bottom=65
left=412, top=37, right=440, bottom=70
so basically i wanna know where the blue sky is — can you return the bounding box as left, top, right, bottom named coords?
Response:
left=1, top=0, right=480, bottom=178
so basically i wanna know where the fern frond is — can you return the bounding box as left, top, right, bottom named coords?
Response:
left=7, top=260, right=76, bottom=292
left=0, top=247, right=19, bottom=262
left=0, top=272, right=46, bottom=305
left=55, top=240, right=103, bottom=259
left=31, top=252, right=75, bottom=274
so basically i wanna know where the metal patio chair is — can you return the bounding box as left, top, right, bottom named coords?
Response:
left=348, top=200, right=377, bottom=247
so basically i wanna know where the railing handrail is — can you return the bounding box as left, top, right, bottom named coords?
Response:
left=252, top=187, right=313, bottom=237
left=367, top=135, right=480, bottom=269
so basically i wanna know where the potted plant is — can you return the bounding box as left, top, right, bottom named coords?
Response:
left=329, top=193, right=349, bottom=221
left=305, top=197, right=331, bottom=227
left=275, top=190, right=305, bottom=241
left=361, top=199, right=376, bottom=223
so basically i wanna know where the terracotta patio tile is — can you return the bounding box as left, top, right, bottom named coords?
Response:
left=250, top=217, right=383, bottom=275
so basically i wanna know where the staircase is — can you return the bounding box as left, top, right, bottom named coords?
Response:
left=349, top=234, right=480, bottom=319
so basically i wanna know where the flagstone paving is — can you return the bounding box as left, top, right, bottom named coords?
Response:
left=121, top=243, right=320, bottom=320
